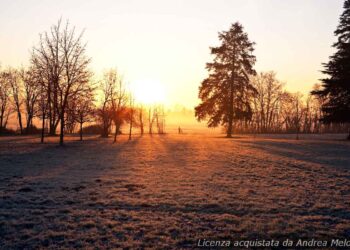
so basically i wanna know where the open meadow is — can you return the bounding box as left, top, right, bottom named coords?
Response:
left=0, top=134, right=349, bottom=248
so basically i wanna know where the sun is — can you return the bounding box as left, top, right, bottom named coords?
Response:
left=130, top=79, right=166, bottom=104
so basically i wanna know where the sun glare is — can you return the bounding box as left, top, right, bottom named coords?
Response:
left=131, top=79, right=167, bottom=105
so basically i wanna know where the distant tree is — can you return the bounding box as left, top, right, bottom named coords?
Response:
left=292, top=93, right=304, bottom=140
left=137, top=105, right=145, bottom=136
left=311, top=84, right=327, bottom=133
left=110, top=73, right=127, bottom=143
left=251, top=72, right=284, bottom=133
left=20, top=67, right=40, bottom=133
left=195, top=22, right=257, bottom=137
left=128, top=95, right=135, bottom=140
left=148, top=106, right=155, bottom=135
left=154, top=105, right=166, bottom=134
left=0, top=69, right=12, bottom=134
left=97, top=69, right=127, bottom=142
left=33, top=65, right=49, bottom=143
left=7, top=69, right=24, bottom=134
left=312, top=0, right=350, bottom=139
left=75, top=91, right=95, bottom=141
left=98, top=70, right=114, bottom=138
left=38, top=82, right=48, bottom=143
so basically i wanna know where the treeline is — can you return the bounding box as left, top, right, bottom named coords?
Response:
left=0, top=20, right=165, bottom=145
left=233, top=72, right=349, bottom=135
left=195, top=18, right=350, bottom=138
left=2, top=14, right=350, bottom=143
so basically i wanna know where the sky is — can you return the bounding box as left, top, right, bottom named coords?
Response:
left=0, top=0, right=345, bottom=108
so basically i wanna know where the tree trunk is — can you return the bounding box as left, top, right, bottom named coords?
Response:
left=0, top=115, right=3, bottom=135
left=148, top=108, right=152, bottom=135
left=227, top=87, right=234, bottom=138
left=140, top=121, right=144, bottom=136
left=59, top=114, right=64, bottom=146
left=17, top=111, right=23, bottom=135
left=26, top=115, right=33, bottom=134
left=347, top=129, right=350, bottom=140
left=227, top=44, right=236, bottom=138
left=113, top=123, right=120, bottom=143
left=41, top=112, right=45, bottom=144
left=129, top=115, right=133, bottom=140
left=80, top=122, right=83, bottom=141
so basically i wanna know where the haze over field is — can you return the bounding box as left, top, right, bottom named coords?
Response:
left=0, top=0, right=344, bottom=108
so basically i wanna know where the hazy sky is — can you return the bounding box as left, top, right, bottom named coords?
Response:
left=0, top=0, right=344, bottom=107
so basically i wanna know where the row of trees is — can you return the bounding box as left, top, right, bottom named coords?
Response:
left=0, top=20, right=166, bottom=145
left=196, top=11, right=350, bottom=139
left=235, top=72, right=349, bottom=135
left=0, top=68, right=41, bottom=135
left=3, top=0, right=350, bottom=142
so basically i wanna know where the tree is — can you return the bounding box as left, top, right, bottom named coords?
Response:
left=148, top=106, right=155, bottom=135
left=137, top=105, right=145, bottom=136
left=110, top=72, right=127, bottom=143
left=98, top=70, right=114, bottom=138
left=38, top=82, right=48, bottom=143
left=291, top=93, right=304, bottom=140
left=8, top=69, right=24, bottom=134
left=312, top=0, right=350, bottom=139
left=97, top=69, right=127, bottom=142
left=74, top=91, right=95, bottom=141
left=31, top=21, right=63, bottom=136
left=128, top=95, right=135, bottom=140
left=154, top=105, right=166, bottom=134
left=251, top=72, right=284, bottom=133
left=20, top=67, right=40, bottom=133
left=0, top=69, right=12, bottom=134
left=32, top=19, right=92, bottom=145
left=195, top=22, right=257, bottom=137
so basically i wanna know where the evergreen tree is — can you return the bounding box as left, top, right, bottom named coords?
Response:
left=312, top=0, right=350, bottom=139
left=195, top=22, right=256, bottom=137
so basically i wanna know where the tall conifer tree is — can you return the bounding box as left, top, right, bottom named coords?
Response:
left=313, top=0, right=350, bottom=139
left=195, top=22, right=256, bottom=137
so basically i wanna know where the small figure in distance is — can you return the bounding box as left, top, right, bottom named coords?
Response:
left=178, top=126, right=182, bottom=134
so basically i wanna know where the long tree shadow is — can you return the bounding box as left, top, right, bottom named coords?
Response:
left=0, top=136, right=143, bottom=196
left=239, top=139, right=350, bottom=171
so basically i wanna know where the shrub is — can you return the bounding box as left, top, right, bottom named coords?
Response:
left=0, top=127, right=16, bottom=136
left=24, top=125, right=42, bottom=135
left=81, top=124, right=103, bottom=135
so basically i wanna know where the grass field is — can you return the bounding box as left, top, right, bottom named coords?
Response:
left=0, top=134, right=349, bottom=248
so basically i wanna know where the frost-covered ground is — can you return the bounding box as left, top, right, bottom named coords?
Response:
left=0, top=134, right=349, bottom=249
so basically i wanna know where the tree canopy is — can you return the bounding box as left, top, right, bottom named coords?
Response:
left=312, top=0, right=350, bottom=126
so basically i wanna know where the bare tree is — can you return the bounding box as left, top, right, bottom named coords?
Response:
left=74, top=91, right=95, bottom=141
left=32, top=20, right=64, bottom=136
left=137, top=105, right=145, bottom=136
left=128, top=95, right=135, bottom=140
left=20, top=67, right=40, bottom=133
left=154, top=105, right=166, bottom=134
left=97, top=69, right=127, bottom=142
left=38, top=84, right=48, bottom=143
left=32, top=19, right=91, bottom=145
left=0, top=69, right=12, bottom=134
left=98, top=71, right=114, bottom=138
left=292, top=93, right=304, bottom=140
left=251, top=72, right=283, bottom=133
left=110, top=72, right=127, bottom=143
left=148, top=106, right=156, bottom=135
left=7, top=69, right=24, bottom=134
